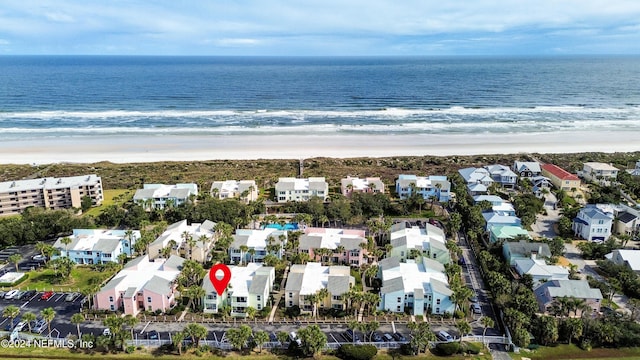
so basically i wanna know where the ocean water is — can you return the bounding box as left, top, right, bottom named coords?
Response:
left=1, top=55, right=639, bottom=140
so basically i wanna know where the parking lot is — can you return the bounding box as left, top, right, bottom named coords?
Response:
left=0, top=290, right=85, bottom=338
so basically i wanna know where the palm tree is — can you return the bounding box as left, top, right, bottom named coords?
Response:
left=60, top=237, right=72, bottom=258
left=71, top=313, right=85, bottom=338
left=254, top=330, right=269, bottom=353
left=481, top=316, right=495, bottom=343
left=314, top=288, right=329, bottom=318
left=198, top=234, right=209, bottom=261
left=172, top=331, right=185, bottom=355
left=248, top=248, right=256, bottom=263
left=124, top=314, right=138, bottom=342
left=183, top=323, right=207, bottom=348
left=239, top=245, right=249, bottom=265
left=124, top=229, right=135, bottom=257
left=40, top=307, right=56, bottom=338
left=8, top=253, right=21, bottom=272
left=22, top=312, right=36, bottom=333
left=3, top=305, right=20, bottom=330
left=36, top=241, right=47, bottom=257
left=456, top=319, right=472, bottom=342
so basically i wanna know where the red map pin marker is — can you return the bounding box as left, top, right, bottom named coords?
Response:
left=209, top=263, right=231, bottom=296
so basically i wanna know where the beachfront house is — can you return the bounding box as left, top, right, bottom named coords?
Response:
left=134, top=183, right=198, bottom=210
left=202, top=263, right=275, bottom=316
left=378, top=256, right=455, bottom=316
left=0, top=174, right=103, bottom=217
left=534, top=280, right=602, bottom=315
left=94, top=255, right=184, bottom=315
left=473, top=195, right=505, bottom=207
left=612, top=204, right=640, bottom=236
left=229, top=228, right=287, bottom=264
left=275, top=177, right=328, bottom=203
left=284, top=262, right=354, bottom=313
left=482, top=211, right=521, bottom=231
left=605, top=249, right=640, bottom=274
left=52, top=229, right=140, bottom=264
left=514, top=258, right=569, bottom=286
left=484, top=164, right=518, bottom=189
left=572, top=205, right=614, bottom=242
left=299, top=227, right=368, bottom=266
left=541, top=164, right=581, bottom=191
left=341, top=176, right=385, bottom=197
left=148, top=220, right=216, bottom=262
left=395, top=175, right=451, bottom=202
left=502, top=240, right=552, bottom=266
left=513, top=161, right=542, bottom=178
left=210, top=180, right=258, bottom=203
left=582, top=162, right=619, bottom=182
left=388, top=221, right=450, bottom=264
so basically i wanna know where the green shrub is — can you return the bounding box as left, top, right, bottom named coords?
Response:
left=125, top=345, right=135, bottom=354
left=337, top=344, right=378, bottom=360
left=453, top=309, right=465, bottom=319
left=463, top=342, right=482, bottom=354
left=0, top=273, right=29, bottom=287
left=434, top=342, right=462, bottom=356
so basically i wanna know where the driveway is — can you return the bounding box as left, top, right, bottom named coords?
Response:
left=528, top=192, right=560, bottom=239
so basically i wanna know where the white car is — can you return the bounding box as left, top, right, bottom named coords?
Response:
left=14, top=321, right=27, bottom=332
left=4, top=289, right=20, bottom=299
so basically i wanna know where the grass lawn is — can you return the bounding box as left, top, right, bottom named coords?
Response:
left=511, top=344, right=640, bottom=360
left=83, top=189, right=133, bottom=218
left=10, top=265, right=117, bottom=292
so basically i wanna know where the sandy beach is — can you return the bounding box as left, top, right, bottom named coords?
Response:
left=1, top=131, right=638, bottom=164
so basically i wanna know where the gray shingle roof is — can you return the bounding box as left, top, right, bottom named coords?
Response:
left=143, top=275, right=173, bottom=295
left=430, top=278, right=453, bottom=296
left=249, top=274, right=270, bottom=294
left=231, top=235, right=250, bottom=248
left=340, top=237, right=364, bottom=250
left=537, top=280, right=603, bottom=300
left=285, top=272, right=304, bottom=292
left=378, top=257, right=400, bottom=271
left=381, top=277, right=404, bottom=294
left=123, top=287, right=137, bottom=298
left=299, top=235, right=322, bottom=250
left=100, top=276, right=127, bottom=292
left=93, top=238, right=121, bottom=253
left=133, top=188, right=156, bottom=200
left=422, top=258, right=446, bottom=272
left=327, top=275, right=351, bottom=295
left=504, top=241, right=552, bottom=258
left=163, top=255, right=185, bottom=271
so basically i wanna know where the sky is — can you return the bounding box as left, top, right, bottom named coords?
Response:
left=1, top=1, right=640, bottom=56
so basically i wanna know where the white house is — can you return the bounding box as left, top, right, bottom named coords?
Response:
left=284, top=262, right=354, bottom=313
left=572, top=205, right=614, bottom=242
left=341, top=176, right=385, bottom=197
left=514, top=258, right=569, bottom=287
left=229, top=228, right=287, bottom=264
left=52, top=229, right=140, bottom=264
left=395, top=175, right=451, bottom=202
left=582, top=162, right=619, bottom=181
left=202, top=263, right=275, bottom=317
left=210, top=180, right=258, bottom=203
left=388, top=221, right=450, bottom=264
left=148, top=220, right=216, bottom=262
left=605, top=249, right=640, bottom=274
left=378, top=256, right=455, bottom=316
left=275, top=177, right=328, bottom=203
left=484, top=165, right=518, bottom=188
left=134, top=183, right=198, bottom=210
left=473, top=195, right=505, bottom=207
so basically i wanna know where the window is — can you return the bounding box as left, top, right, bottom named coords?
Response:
left=206, top=295, right=215, bottom=300
left=109, top=296, right=113, bottom=302
left=257, top=295, right=261, bottom=301
left=289, top=292, right=293, bottom=298
left=147, top=296, right=152, bottom=303
left=236, top=297, right=246, bottom=302
left=397, top=297, right=401, bottom=302
left=397, top=306, right=401, bottom=311
left=332, top=295, right=342, bottom=301
left=436, top=299, right=441, bottom=305
left=110, top=305, right=115, bottom=311
left=289, top=301, right=293, bottom=307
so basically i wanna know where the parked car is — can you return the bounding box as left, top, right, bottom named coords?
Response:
left=469, top=293, right=478, bottom=303
left=392, top=332, right=406, bottom=342
left=40, top=291, right=54, bottom=300
left=147, top=330, right=159, bottom=340
left=20, top=290, right=36, bottom=300
left=269, top=332, right=278, bottom=342
left=4, top=317, right=21, bottom=331
left=32, top=255, right=47, bottom=262
left=471, top=302, right=482, bottom=314
left=382, top=333, right=394, bottom=342
left=31, top=319, right=46, bottom=333
left=289, top=331, right=301, bottom=346
left=344, top=329, right=360, bottom=342
left=14, top=321, right=27, bottom=332
left=103, top=328, right=112, bottom=336
left=368, top=332, right=383, bottom=342
left=65, top=292, right=80, bottom=302
left=0, top=291, right=6, bottom=298
left=436, top=330, right=454, bottom=342
left=4, top=289, right=20, bottom=299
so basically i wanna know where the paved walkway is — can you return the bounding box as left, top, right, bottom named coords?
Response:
left=268, top=265, right=290, bottom=322
left=528, top=192, right=560, bottom=239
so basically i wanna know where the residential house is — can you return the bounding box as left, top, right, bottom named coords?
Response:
left=572, top=205, right=614, bottom=242
left=395, top=175, right=451, bottom=202
left=378, top=256, right=455, bottom=316
left=284, top=262, right=354, bottom=313
left=133, top=183, right=198, bottom=210
left=531, top=176, right=552, bottom=196
left=52, top=229, right=140, bottom=264
left=275, top=177, right=328, bottom=203
left=489, top=225, right=531, bottom=244
left=94, top=255, right=185, bottom=315
left=299, top=228, right=368, bottom=266
left=229, top=228, right=287, bottom=264
left=514, top=258, right=569, bottom=286
left=473, top=195, right=505, bottom=207
left=148, top=220, right=216, bottom=262
left=513, top=161, right=542, bottom=178
left=467, top=183, right=489, bottom=196
left=605, top=249, right=640, bottom=274
left=0, top=174, right=103, bottom=217
left=210, top=180, right=258, bottom=203
left=582, top=162, right=619, bottom=181
left=626, top=161, right=640, bottom=176
left=541, top=164, right=581, bottom=191
left=613, top=205, right=640, bottom=236
left=482, top=211, right=521, bottom=231
left=535, top=280, right=603, bottom=315
left=484, top=164, right=518, bottom=188
left=502, top=240, right=552, bottom=266
left=458, top=168, right=494, bottom=186
left=202, top=263, right=275, bottom=317
left=388, top=221, right=450, bottom=264
left=341, top=176, right=385, bottom=197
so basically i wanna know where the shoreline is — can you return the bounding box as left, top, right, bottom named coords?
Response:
left=1, top=131, right=638, bottom=164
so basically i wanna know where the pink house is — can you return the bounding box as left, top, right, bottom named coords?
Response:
left=94, top=255, right=185, bottom=315
left=340, top=176, right=385, bottom=198
left=299, top=228, right=368, bottom=266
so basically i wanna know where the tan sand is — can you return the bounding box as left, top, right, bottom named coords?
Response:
left=1, top=130, right=637, bottom=164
